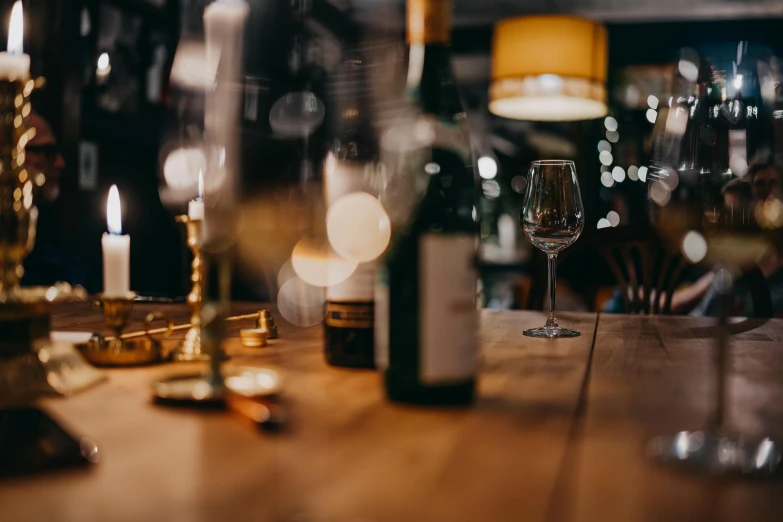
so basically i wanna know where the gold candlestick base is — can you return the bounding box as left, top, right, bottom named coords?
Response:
left=76, top=293, right=173, bottom=367
left=172, top=215, right=209, bottom=362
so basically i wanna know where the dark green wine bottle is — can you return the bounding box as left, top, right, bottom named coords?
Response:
left=375, top=0, right=479, bottom=405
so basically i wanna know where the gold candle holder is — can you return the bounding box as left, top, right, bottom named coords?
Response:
left=0, top=77, right=104, bottom=401
left=99, top=292, right=137, bottom=349
left=172, top=215, right=208, bottom=362
left=0, top=77, right=37, bottom=298
left=76, top=293, right=173, bottom=367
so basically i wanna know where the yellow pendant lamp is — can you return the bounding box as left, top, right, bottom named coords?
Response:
left=489, top=15, right=608, bottom=121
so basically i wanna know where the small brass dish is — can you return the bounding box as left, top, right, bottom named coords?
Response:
left=240, top=328, right=268, bottom=348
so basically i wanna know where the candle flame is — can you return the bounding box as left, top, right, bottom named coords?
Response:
left=198, top=170, right=204, bottom=200
left=8, top=1, right=23, bottom=55
left=107, top=184, right=122, bottom=235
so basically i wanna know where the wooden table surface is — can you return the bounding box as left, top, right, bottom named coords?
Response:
left=2, top=303, right=782, bottom=522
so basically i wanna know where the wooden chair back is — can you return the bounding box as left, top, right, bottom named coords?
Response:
left=526, top=226, right=773, bottom=317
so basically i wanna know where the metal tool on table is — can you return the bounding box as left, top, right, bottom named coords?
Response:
left=77, top=304, right=277, bottom=366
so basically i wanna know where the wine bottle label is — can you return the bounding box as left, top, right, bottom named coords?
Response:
left=420, top=233, right=478, bottom=384
left=374, top=271, right=390, bottom=370
left=407, top=0, right=451, bottom=45
left=326, top=302, right=373, bottom=328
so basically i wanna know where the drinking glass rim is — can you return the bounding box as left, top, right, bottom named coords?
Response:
left=530, top=160, right=575, bottom=166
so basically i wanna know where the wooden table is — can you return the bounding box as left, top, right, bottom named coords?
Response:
left=2, top=304, right=782, bottom=522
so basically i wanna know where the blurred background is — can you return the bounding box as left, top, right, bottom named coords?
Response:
left=11, top=0, right=783, bottom=311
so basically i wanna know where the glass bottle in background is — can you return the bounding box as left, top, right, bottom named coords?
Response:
left=323, top=52, right=380, bottom=369
left=376, top=0, right=478, bottom=405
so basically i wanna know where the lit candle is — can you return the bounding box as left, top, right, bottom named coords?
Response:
left=102, top=185, right=131, bottom=296
left=0, top=1, right=30, bottom=80
left=188, top=171, right=205, bottom=220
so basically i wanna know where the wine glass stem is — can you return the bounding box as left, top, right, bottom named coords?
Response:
left=714, top=283, right=731, bottom=432
left=547, top=253, right=558, bottom=328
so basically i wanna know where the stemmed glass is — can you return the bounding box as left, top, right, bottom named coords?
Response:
left=520, top=160, right=585, bottom=338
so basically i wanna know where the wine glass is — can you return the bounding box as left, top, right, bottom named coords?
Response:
left=520, top=160, right=585, bottom=338
left=645, top=44, right=782, bottom=476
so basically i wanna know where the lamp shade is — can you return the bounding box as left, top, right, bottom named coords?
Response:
left=489, top=15, right=608, bottom=121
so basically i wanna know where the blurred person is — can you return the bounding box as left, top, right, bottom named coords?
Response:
left=721, top=177, right=752, bottom=209
left=749, top=162, right=783, bottom=203
left=689, top=162, right=783, bottom=317
left=21, top=112, right=86, bottom=287
left=26, top=112, right=65, bottom=202
left=605, top=164, right=783, bottom=317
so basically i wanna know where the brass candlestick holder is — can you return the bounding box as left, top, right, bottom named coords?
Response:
left=172, top=215, right=208, bottom=362
left=0, top=77, right=104, bottom=402
left=101, top=292, right=137, bottom=344
left=77, top=293, right=174, bottom=367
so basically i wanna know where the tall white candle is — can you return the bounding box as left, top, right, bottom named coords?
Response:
left=102, top=185, right=131, bottom=296
left=0, top=1, right=30, bottom=80
left=203, top=0, right=249, bottom=222
left=188, top=171, right=205, bottom=220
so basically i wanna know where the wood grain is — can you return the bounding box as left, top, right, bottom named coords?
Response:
left=0, top=305, right=597, bottom=522
left=564, top=314, right=783, bottom=522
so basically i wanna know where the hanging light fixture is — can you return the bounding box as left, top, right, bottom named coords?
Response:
left=489, top=15, right=608, bottom=121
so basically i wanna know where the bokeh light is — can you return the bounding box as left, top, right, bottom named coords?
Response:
left=277, top=276, right=326, bottom=327
left=291, top=237, right=357, bottom=287
left=650, top=180, right=671, bottom=206
left=607, top=210, right=620, bottom=227
left=599, top=150, right=613, bottom=166
left=597, top=140, right=611, bottom=152
left=482, top=179, right=501, bottom=199
left=163, top=147, right=205, bottom=190
left=277, top=259, right=296, bottom=290
left=477, top=156, right=498, bottom=180
left=511, top=175, right=527, bottom=193
left=600, top=171, right=614, bottom=187
left=628, top=165, right=639, bottom=181
left=326, top=192, right=391, bottom=262
left=638, top=166, right=648, bottom=182
left=425, top=162, right=440, bottom=175
left=646, top=109, right=658, bottom=123
left=682, top=231, right=708, bottom=263
left=612, top=166, right=626, bottom=183
left=606, top=130, right=619, bottom=143
left=604, top=116, right=618, bottom=132
left=678, top=59, right=699, bottom=82
left=597, top=218, right=611, bottom=229
left=647, top=95, right=659, bottom=109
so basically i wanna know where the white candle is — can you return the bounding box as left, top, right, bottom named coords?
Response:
left=188, top=171, right=205, bottom=220
left=203, top=0, right=249, bottom=213
left=102, top=185, right=131, bottom=296
left=0, top=1, right=30, bottom=80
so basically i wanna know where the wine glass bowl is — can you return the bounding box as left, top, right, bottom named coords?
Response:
left=520, top=160, right=585, bottom=338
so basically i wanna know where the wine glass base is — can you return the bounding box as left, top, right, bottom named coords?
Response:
left=523, top=326, right=580, bottom=338
left=647, top=431, right=782, bottom=478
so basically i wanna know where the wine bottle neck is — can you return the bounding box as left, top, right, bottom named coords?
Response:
left=406, top=0, right=451, bottom=45
left=406, top=44, right=464, bottom=122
